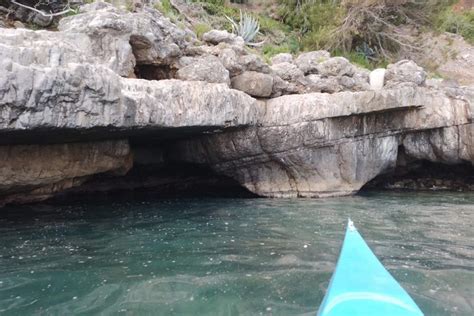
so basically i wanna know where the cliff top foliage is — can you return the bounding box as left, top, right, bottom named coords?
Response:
left=1, top=0, right=472, bottom=68
left=152, top=0, right=473, bottom=68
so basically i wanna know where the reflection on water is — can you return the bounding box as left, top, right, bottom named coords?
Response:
left=0, top=192, right=473, bottom=315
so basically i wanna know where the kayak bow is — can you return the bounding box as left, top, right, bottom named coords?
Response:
left=317, top=219, right=424, bottom=316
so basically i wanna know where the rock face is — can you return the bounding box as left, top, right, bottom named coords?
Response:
left=295, top=51, right=331, bottom=74
left=0, top=61, right=257, bottom=134
left=0, top=3, right=472, bottom=205
left=385, top=60, right=426, bottom=88
left=271, top=53, right=293, bottom=65
left=231, top=72, right=274, bottom=97
left=172, top=87, right=473, bottom=197
left=0, top=3, right=192, bottom=78
left=176, top=55, right=231, bottom=86
left=410, top=32, right=474, bottom=86
left=0, top=140, right=132, bottom=206
left=202, top=30, right=243, bottom=46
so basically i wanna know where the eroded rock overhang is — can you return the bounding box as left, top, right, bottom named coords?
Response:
left=172, top=87, right=473, bottom=197
left=0, top=2, right=473, bottom=205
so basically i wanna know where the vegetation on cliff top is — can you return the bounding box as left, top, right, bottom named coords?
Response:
left=1, top=0, right=472, bottom=68
left=160, top=0, right=473, bottom=68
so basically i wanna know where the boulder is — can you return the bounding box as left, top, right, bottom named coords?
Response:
left=271, top=75, right=299, bottom=97
left=231, top=71, right=274, bottom=97
left=295, top=50, right=330, bottom=74
left=352, top=69, right=371, bottom=91
left=218, top=48, right=243, bottom=76
left=385, top=60, right=426, bottom=87
left=59, top=4, right=191, bottom=71
left=316, top=57, right=355, bottom=77
left=176, top=55, right=231, bottom=85
left=339, top=75, right=356, bottom=90
left=202, top=29, right=240, bottom=45
left=304, top=75, right=342, bottom=93
left=270, top=62, right=304, bottom=82
left=174, top=56, right=198, bottom=68
left=239, top=55, right=271, bottom=74
left=370, top=68, right=386, bottom=90
left=271, top=53, right=293, bottom=65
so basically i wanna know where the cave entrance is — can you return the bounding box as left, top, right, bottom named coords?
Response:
left=362, top=145, right=474, bottom=192
left=134, top=64, right=176, bottom=80
left=53, top=143, right=257, bottom=203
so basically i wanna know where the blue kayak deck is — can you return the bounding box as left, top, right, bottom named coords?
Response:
left=317, top=220, right=424, bottom=316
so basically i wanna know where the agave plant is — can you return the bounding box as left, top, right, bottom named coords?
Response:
left=226, top=10, right=265, bottom=46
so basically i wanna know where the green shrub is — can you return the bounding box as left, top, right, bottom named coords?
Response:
left=436, top=7, right=474, bottom=44
left=279, top=1, right=345, bottom=52
left=194, top=23, right=212, bottom=39
left=331, top=50, right=388, bottom=70
left=154, top=0, right=174, bottom=16
left=262, top=35, right=300, bottom=61
left=194, top=0, right=225, bottom=6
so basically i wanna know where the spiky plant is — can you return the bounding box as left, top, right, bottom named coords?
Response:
left=226, top=10, right=264, bottom=46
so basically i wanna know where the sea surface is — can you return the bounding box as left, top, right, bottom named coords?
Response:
left=0, top=192, right=473, bottom=315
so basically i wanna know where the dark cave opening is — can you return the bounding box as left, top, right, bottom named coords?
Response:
left=134, top=64, right=176, bottom=80
left=52, top=143, right=257, bottom=203
left=362, top=146, right=474, bottom=192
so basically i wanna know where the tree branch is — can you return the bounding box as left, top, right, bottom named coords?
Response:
left=10, top=0, right=74, bottom=17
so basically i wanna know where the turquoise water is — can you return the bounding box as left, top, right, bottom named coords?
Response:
left=0, top=192, right=473, bottom=315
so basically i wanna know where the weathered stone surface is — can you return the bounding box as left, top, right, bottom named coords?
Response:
left=370, top=68, right=386, bottom=90
left=304, top=75, right=342, bottom=93
left=385, top=60, right=426, bottom=87
left=271, top=75, right=299, bottom=97
left=270, top=62, right=304, bottom=82
left=0, top=3, right=472, bottom=205
left=403, top=125, right=474, bottom=164
left=271, top=53, right=293, bottom=65
left=231, top=71, right=274, bottom=97
left=218, top=48, right=243, bottom=76
left=0, top=2, right=191, bottom=77
left=176, top=55, right=231, bottom=85
left=173, top=87, right=473, bottom=197
left=352, top=69, right=371, bottom=91
left=202, top=30, right=242, bottom=45
left=60, top=4, right=191, bottom=66
left=316, top=57, right=355, bottom=77
left=0, top=59, right=257, bottom=133
left=239, top=55, right=271, bottom=74
left=0, top=140, right=132, bottom=206
left=295, top=50, right=330, bottom=74
left=411, top=32, right=474, bottom=85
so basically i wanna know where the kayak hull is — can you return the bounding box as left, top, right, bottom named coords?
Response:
left=317, top=220, right=424, bottom=316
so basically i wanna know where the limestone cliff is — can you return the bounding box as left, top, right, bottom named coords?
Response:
left=0, top=2, right=472, bottom=205
left=173, top=87, right=473, bottom=197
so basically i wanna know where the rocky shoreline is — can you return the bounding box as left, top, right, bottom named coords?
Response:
left=0, top=2, right=472, bottom=206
